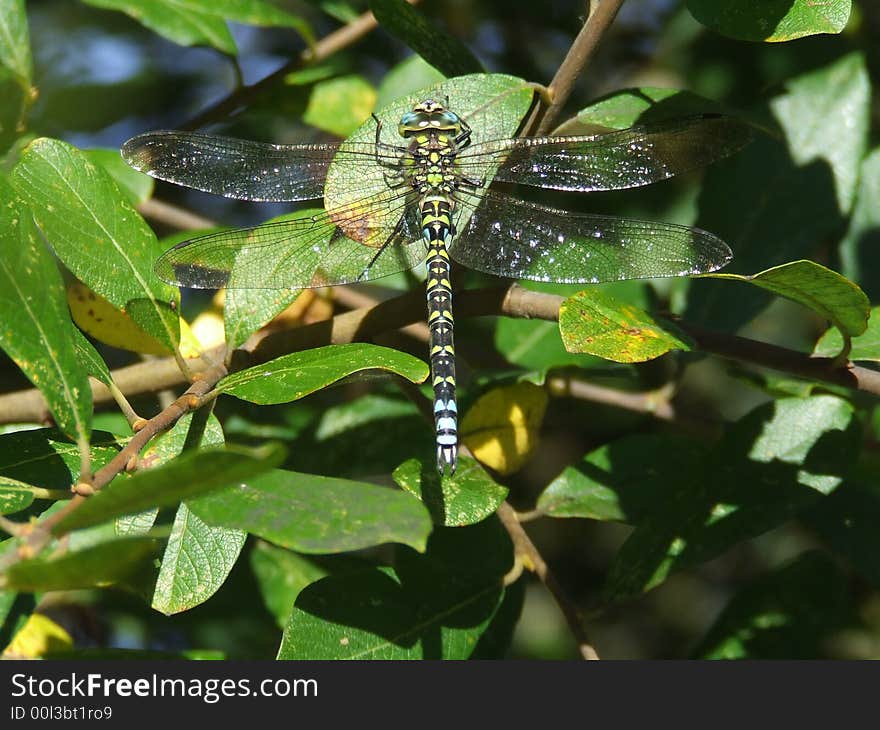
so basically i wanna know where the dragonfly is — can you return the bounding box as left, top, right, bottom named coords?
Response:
left=122, top=91, right=750, bottom=474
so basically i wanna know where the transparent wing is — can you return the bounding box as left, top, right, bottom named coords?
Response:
left=449, top=189, right=732, bottom=283
left=455, top=115, right=751, bottom=192
left=122, top=131, right=404, bottom=202
left=155, top=187, right=426, bottom=289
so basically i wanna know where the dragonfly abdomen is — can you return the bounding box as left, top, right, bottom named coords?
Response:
left=421, top=194, right=458, bottom=473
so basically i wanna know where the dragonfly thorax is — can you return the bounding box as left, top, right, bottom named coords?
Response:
left=398, top=100, right=463, bottom=138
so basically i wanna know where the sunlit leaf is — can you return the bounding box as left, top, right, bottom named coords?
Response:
left=189, top=468, right=433, bottom=553
left=217, top=343, right=428, bottom=404
left=2, top=613, right=73, bottom=659
left=687, top=0, right=851, bottom=42
left=10, top=138, right=180, bottom=351
left=52, top=444, right=285, bottom=534
left=460, top=383, right=548, bottom=474
left=393, top=456, right=508, bottom=525
left=81, top=0, right=314, bottom=56
left=709, top=260, right=870, bottom=344
left=4, top=535, right=165, bottom=592
left=303, top=75, right=377, bottom=137
left=559, top=289, right=693, bottom=363
left=278, top=519, right=514, bottom=659
left=0, top=186, right=92, bottom=444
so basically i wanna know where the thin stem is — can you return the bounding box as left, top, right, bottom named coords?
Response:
left=138, top=198, right=216, bottom=231
left=3, top=285, right=880, bottom=422
left=496, top=502, right=600, bottom=660
left=181, top=3, right=420, bottom=130
left=0, top=361, right=229, bottom=570
left=534, top=0, right=627, bottom=135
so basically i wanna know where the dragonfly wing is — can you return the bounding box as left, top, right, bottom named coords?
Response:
left=156, top=188, right=425, bottom=289
left=449, top=190, right=732, bottom=283
left=458, top=115, right=751, bottom=192
left=122, top=131, right=392, bottom=202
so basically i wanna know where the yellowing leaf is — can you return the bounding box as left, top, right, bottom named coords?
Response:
left=67, top=280, right=169, bottom=355
left=3, top=613, right=73, bottom=658
left=188, top=307, right=225, bottom=354
left=461, top=383, right=548, bottom=475
left=67, top=280, right=202, bottom=358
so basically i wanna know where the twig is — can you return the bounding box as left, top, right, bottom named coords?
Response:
left=181, top=3, right=419, bottom=130
left=534, top=0, right=627, bottom=135
left=673, top=319, right=880, bottom=396
left=3, top=285, right=880, bottom=423
left=138, top=198, right=216, bottom=231
left=0, top=362, right=228, bottom=569
left=496, top=502, right=600, bottom=660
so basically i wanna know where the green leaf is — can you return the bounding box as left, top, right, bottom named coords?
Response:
left=688, top=53, right=870, bottom=330
left=375, top=54, right=445, bottom=110
left=0, top=428, right=123, bottom=492
left=495, top=318, right=594, bottom=371
left=0, top=585, right=32, bottom=650
left=0, top=476, right=41, bottom=515
left=393, top=456, right=508, bottom=526
left=603, top=395, right=859, bottom=601
left=289, top=394, right=431, bottom=477
left=692, top=551, right=852, bottom=659
left=537, top=434, right=707, bottom=522
left=189, top=468, right=433, bottom=553
left=368, top=0, right=483, bottom=78
left=82, top=148, right=154, bottom=205
left=71, top=328, right=113, bottom=387
left=278, top=518, right=513, bottom=659
left=0, top=0, right=31, bottom=87
left=250, top=542, right=368, bottom=628
left=4, top=535, right=164, bottom=592
left=303, top=75, right=377, bottom=138
left=141, top=412, right=246, bottom=614
left=217, top=343, right=428, bottom=405
left=10, top=138, right=180, bottom=351
left=687, top=0, right=851, bottom=42
left=767, top=52, right=867, bottom=216
left=81, top=0, right=314, bottom=56
left=573, top=87, right=727, bottom=131
left=52, top=444, right=285, bottom=534
left=709, top=260, right=870, bottom=343
left=0, top=187, right=92, bottom=444
left=839, top=147, right=880, bottom=301
left=559, top=289, right=693, bottom=363
left=151, top=504, right=246, bottom=615
left=814, top=306, right=880, bottom=362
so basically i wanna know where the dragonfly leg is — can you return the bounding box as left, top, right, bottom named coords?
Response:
left=356, top=214, right=409, bottom=282
left=455, top=118, right=473, bottom=150
left=372, top=114, right=407, bottom=171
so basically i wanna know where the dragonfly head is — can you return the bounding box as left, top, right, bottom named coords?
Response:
left=398, top=99, right=462, bottom=138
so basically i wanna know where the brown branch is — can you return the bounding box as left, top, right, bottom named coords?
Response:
left=0, top=362, right=228, bottom=569
left=496, top=502, right=600, bottom=660
left=3, top=284, right=879, bottom=423
left=546, top=375, right=678, bottom=421
left=673, top=319, right=880, bottom=396
left=181, top=2, right=419, bottom=130
left=535, top=0, right=627, bottom=135
left=139, top=198, right=216, bottom=231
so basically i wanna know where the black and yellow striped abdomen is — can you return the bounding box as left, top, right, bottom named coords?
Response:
left=421, top=195, right=458, bottom=471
